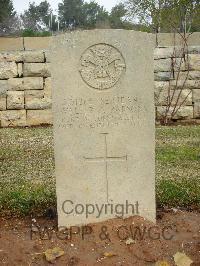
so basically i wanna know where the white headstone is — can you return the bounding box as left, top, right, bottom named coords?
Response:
left=51, top=30, right=155, bottom=227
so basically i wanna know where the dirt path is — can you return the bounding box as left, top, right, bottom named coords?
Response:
left=0, top=210, right=199, bottom=265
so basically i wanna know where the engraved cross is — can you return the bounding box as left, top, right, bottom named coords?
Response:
left=84, top=133, right=128, bottom=202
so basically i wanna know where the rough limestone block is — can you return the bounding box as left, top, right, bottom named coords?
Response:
left=193, top=89, right=200, bottom=103
left=8, top=77, right=44, bottom=91
left=0, top=110, right=26, bottom=127
left=173, top=58, right=189, bottom=72
left=0, top=80, right=8, bottom=94
left=22, top=51, right=45, bottom=63
left=155, top=81, right=169, bottom=90
left=0, top=62, right=18, bottom=79
left=27, top=109, right=53, bottom=126
left=194, top=103, right=200, bottom=118
left=154, top=58, right=172, bottom=72
left=0, top=52, right=23, bottom=62
left=23, top=63, right=51, bottom=77
left=175, top=71, right=200, bottom=80
left=7, top=91, right=24, bottom=110
left=7, top=78, right=24, bottom=91
left=23, top=77, right=44, bottom=90
left=188, top=46, right=200, bottom=55
left=154, top=47, right=183, bottom=59
left=25, top=90, right=44, bottom=99
left=188, top=54, right=200, bottom=71
left=23, top=37, right=52, bottom=50
left=17, top=63, right=23, bottom=77
left=157, top=106, right=193, bottom=120
left=169, top=80, right=200, bottom=90
left=45, top=50, right=51, bottom=63
left=25, top=90, right=51, bottom=110
left=44, top=77, right=52, bottom=98
left=155, top=89, right=192, bottom=106
left=0, top=95, right=6, bottom=110
left=0, top=80, right=7, bottom=110
left=154, top=72, right=173, bottom=81
left=0, top=38, right=24, bottom=52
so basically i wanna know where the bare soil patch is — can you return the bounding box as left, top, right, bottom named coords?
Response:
left=0, top=210, right=199, bottom=265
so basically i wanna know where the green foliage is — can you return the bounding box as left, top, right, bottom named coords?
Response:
left=58, top=0, right=84, bottom=28
left=21, top=0, right=53, bottom=31
left=22, top=29, right=52, bottom=37
left=109, top=3, right=132, bottom=29
left=58, top=0, right=109, bottom=29
left=82, top=1, right=109, bottom=29
left=0, top=0, right=15, bottom=23
left=124, top=0, right=200, bottom=32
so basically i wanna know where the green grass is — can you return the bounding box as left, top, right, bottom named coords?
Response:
left=0, top=126, right=199, bottom=217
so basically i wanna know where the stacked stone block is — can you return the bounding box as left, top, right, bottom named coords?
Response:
left=154, top=46, right=200, bottom=121
left=0, top=51, right=52, bottom=127
left=0, top=46, right=200, bottom=127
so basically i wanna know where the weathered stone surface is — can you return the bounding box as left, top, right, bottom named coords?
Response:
left=193, top=89, right=200, bottom=118
left=0, top=62, right=18, bottom=79
left=44, top=50, right=51, bottom=63
left=25, top=90, right=51, bottom=109
left=188, top=54, right=200, bottom=71
left=0, top=38, right=24, bottom=52
left=23, top=63, right=51, bottom=77
left=154, top=71, right=173, bottom=81
left=156, top=32, right=200, bottom=46
left=154, top=47, right=183, bottom=59
left=7, top=91, right=24, bottom=110
left=26, top=97, right=51, bottom=110
left=25, top=90, right=44, bottom=98
left=44, top=77, right=52, bottom=97
left=194, top=103, right=200, bottom=118
left=23, top=77, right=44, bottom=90
left=7, top=78, right=24, bottom=91
left=22, top=51, right=45, bottom=63
left=23, top=37, right=52, bottom=50
left=0, top=95, right=6, bottom=110
left=0, top=81, right=7, bottom=110
left=27, top=109, right=52, bottom=125
left=154, top=58, right=172, bottom=72
left=0, top=52, right=23, bottom=62
left=157, top=106, right=193, bottom=119
left=188, top=46, right=200, bottom=54
left=0, top=80, right=8, bottom=94
left=52, top=30, right=155, bottom=227
left=173, top=58, right=189, bottom=72
left=193, top=89, right=200, bottom=103
left=17, top=63, right=23, bottom=77
left=169, top=79, right=200, bottom=89
left=155, top=81, right=169, bottom=90
left=0, top=110, right=26, bottom=127
left=8, top=77, right=44, bottom=91
left=155, top=88, right=192, bottom=106
left=175, top=71, right=200, bottom=80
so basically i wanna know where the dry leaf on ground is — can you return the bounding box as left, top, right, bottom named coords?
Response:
left=173, top=252, right=193, bottom=266
left=44, top=247, right=65, bottom=263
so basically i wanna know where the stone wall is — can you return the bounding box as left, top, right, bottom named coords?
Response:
left=0, top=51, right=52, bottom=127
left=0, top=34, right=200, bottom=127
left=154, top=46, right=200, bottom=122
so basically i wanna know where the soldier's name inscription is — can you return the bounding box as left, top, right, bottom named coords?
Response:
left=56, top=96, right=147, bottom=129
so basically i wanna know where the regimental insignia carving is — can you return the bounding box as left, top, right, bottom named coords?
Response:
left=79, top=43, right=126, bottom=90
